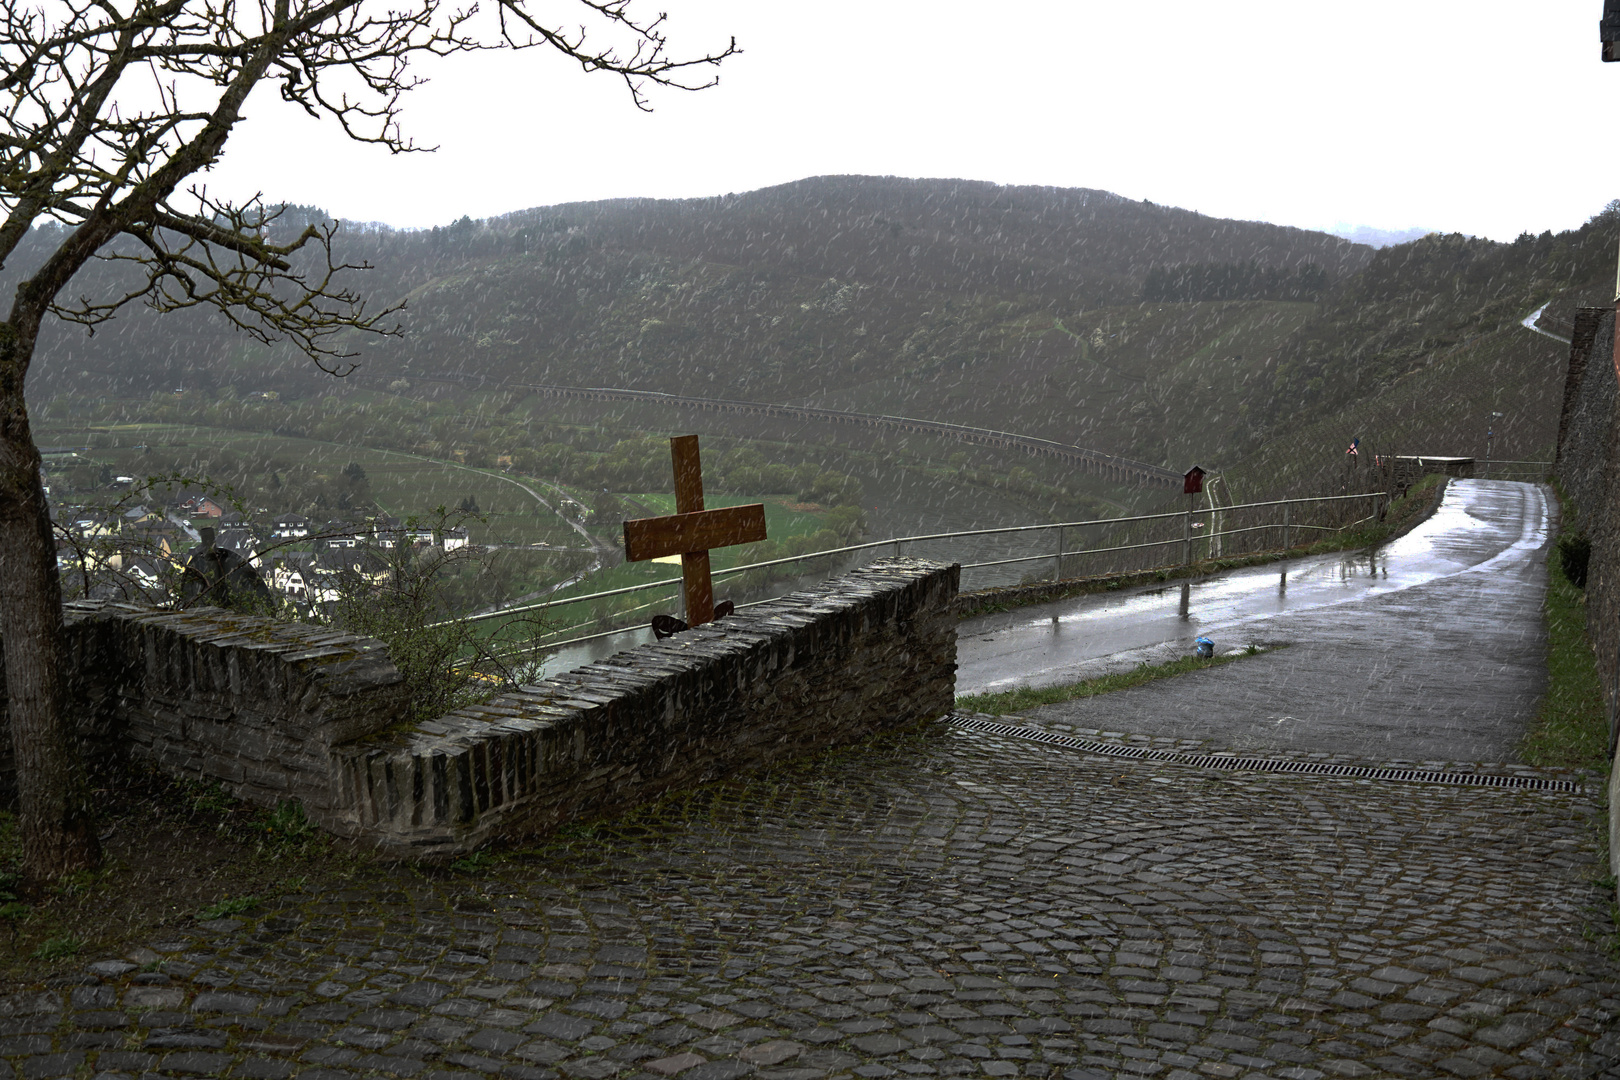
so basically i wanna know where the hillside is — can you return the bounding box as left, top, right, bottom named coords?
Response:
left=20, top=175, right=1365, bottom=403
left=17, top=176, right=1618, bottom=502
left=1218, top=223, right=1615, bottom=498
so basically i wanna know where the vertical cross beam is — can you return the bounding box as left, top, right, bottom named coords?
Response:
left=670, top=435, right=714, bottom=625
left=623, top=436, right=767, bottom=631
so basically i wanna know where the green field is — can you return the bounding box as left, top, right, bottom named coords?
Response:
left=34, top=421, right=584, bottom=547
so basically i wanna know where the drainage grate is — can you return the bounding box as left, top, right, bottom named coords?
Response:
left=948, top=715, right=1582, bottom=793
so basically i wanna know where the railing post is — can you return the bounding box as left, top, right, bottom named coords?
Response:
left=1207, top=485, right=1219, bottom=560
left=1054, top=525, right=1065, bottom=583
left=1282, top=502, right=1291, bottom=551
left=1183, top=501, right=1192, bottom=565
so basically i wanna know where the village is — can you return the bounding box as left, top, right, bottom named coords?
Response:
left=44, top=470, right=472, bottom=613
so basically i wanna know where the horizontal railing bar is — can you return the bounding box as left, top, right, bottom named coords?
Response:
left=959, top=514, right=1368, bottom=572
left=1202, top=492, right=1385, bottom=513
left=435, top=574, right=689, bottom=628
left=449, top=491, right=1389, bottom=627
left=525, top=590, right=681, bottom=644
left=716, top=492, right=1385, bottom=576
left=1209, top=523, right=1282, bottom=538
left=519, top=621, right=655, bottom=655
left=960, top=535, right=1186, bottom=570
left=879, top=491, right=1388, bottom=549
left=498, top=501, right=1390, bottom=662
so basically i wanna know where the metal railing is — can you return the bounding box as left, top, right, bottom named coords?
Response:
left=1478, top=459, right=1552, bottom=479
left=471, top=490, right=1388, bottom=657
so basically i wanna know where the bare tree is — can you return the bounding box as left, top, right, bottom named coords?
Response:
left=0, top=0, right=735, bottom=884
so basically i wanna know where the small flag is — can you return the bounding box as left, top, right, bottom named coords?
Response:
left=1346, top=437, right=1360, bottom=456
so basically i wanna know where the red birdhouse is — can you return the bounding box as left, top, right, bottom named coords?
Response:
left=1183, top=466, right=1206, bottom=495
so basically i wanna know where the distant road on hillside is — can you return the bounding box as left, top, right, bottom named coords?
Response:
left=361, top=373, right=1184, bottom=491
left=1522, top=302, right=1573, bottom=345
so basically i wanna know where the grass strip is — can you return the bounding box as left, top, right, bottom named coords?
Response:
left=955, top=645, right=1274, bottom=717
left=1520, top=490, right=1607, bottom=770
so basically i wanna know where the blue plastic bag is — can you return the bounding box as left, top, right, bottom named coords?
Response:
left=1194, top=636, right=1215, bottom=659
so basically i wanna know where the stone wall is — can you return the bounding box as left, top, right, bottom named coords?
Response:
left=1554, top=307, right=1620, bottom=704
left=1550, top=305, right=1620, bottom=894
left=12, top=558, right=957, bottom=855
left=59, top=602, right=410, bottom=823
left=334, top=558, right=958, bottom=854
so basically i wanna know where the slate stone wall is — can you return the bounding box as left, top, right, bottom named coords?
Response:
left=7, top=558, right=957, bottom=855
left=1550, top=305, right=1620, bottom=897
left=335, top=558, right=959, bottom=855
left=54, top=602, right=409, bottom=824
left=1554, top=308, right=1620, bottom=701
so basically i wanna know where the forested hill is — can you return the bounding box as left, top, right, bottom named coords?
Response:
left=19, top=174, right=1368, bottom=405
left=16, top=175, right=1619, bottom=485
left=488, top=176, right=1369, bottom=305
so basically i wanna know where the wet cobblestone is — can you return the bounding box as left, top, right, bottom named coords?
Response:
left=16, top=723, right=1620, bottom=1079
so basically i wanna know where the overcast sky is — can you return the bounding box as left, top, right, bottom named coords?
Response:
left=203, top=0, right=1620, bottom=242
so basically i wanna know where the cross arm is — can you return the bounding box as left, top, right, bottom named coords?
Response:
left=623, top=504, right=767, bottom=562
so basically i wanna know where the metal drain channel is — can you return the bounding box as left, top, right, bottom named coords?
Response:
left=948, top=715, right=1582, bottom=793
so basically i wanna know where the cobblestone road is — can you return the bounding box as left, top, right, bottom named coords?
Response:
left=17, top=722, right=1619, bottom=1080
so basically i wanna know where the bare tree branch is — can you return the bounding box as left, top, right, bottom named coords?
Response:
left=0, top=0, right=736, bottom=335
left=0, top=0, right=733, bottom=882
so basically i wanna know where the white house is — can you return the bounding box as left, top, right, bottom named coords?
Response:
left=321, top=522, right=359, bottom=549
left=216, top=526, right=263, bottom=567
left=270, top=514, right=310, bottom=539
left=271, top=560, right=308, bottom=600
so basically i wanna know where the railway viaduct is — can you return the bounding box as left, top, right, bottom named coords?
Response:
left=373, top=375, right=1183, bottom=490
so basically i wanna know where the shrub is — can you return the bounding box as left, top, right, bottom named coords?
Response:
left=1558, top=531, right=1591, bottom=589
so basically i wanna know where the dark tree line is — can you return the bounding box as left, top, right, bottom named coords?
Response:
left=1142, top=261, right=1329, bottom=303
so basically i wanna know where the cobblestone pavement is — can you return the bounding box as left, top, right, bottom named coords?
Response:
left=14, top=722, right=1618, bottom=1080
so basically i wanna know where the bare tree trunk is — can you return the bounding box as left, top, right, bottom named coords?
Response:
left=0, top=322, right=99, bottom=886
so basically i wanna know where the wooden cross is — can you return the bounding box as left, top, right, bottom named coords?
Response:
left=622, top=435, right=768, bottom=627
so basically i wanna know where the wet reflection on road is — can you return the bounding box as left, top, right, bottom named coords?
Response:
left=957, top=480, right=1550, bottom=696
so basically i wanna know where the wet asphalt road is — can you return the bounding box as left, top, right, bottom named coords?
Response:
left=956, top=479, right=1555, bottom=763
